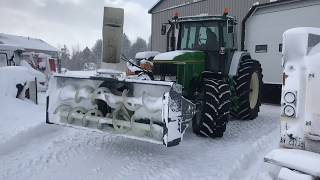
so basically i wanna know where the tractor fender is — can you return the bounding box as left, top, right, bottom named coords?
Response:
left=228, top=51, right=251, bottom=77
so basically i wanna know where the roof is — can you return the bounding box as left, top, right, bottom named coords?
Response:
left=0, top=33, right=58, bottom=53
left=148, top=0, right=162, bottom=13
left=149, top=0, right=300, bottom=14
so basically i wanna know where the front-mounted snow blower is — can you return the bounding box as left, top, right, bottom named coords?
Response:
left=47, top=7, right=263, bottom=147
left=47, top=7, right=195, bottom=147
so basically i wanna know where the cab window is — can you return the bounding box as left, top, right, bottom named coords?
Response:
left=179, top=21, right=220, bottom=51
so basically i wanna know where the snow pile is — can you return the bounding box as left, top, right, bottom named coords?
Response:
left=0, top=66, right=40, bottom=98
left=0, top=95, right=45, bottom=145
left=20, top=60, right=46, bottom=82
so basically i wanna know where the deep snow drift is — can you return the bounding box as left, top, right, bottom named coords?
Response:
left=0, top=91, right=281, bottom=180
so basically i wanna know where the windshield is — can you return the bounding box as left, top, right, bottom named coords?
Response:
left=179, top=21, right=220, bottom=51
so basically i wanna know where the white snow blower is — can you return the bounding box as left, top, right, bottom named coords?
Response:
left=264, top=28, right=320, bottom=179
left=46, top=7, right=195, bottom=147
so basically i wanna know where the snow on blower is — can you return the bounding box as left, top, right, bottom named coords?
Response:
left=47, top=7, right=263, bottom=146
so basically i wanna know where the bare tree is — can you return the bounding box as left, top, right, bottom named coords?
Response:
left=129, top=38, right=147, bottom=59
left=122, top=34, right=131, bottom=59
left=91, top=39, right=102, bottom=67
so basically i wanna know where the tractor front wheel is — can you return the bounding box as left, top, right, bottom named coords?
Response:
left=192, top=78, right=231, bottom=138
left=231, top=59, right=263, bottom=120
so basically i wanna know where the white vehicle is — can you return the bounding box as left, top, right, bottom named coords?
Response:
left=20, top=52, right=57, bottom=91
left=264, top=28, right=320, bottom=179
left=0, top=45, right=57, bottom=91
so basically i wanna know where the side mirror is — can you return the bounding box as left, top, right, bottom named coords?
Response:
left=161, top=24, right=167, bottom=35
left=227, top=19, right=234, bottom=34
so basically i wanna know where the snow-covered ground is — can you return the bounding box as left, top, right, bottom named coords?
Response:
left=0, top=93, right=281, bottom=180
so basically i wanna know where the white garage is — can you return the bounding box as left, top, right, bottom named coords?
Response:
left=243, top=0, right=320, bottom=102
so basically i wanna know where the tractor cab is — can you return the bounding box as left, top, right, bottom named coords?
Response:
left=162, top=13, right=237, bottom=74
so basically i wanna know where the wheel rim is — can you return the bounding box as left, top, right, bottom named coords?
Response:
left=249, top=72, right=259, bottom=109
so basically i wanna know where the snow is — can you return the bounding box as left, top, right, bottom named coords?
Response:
left=278, top=168, right=313, bottom=180
left=0, top=90, right=281, bottom=180
left=19, top=60, right=46, bottom=82
left=153, top=50, right=198, bottom=60
left=54, top=70, right=97, bottom=79
left=135, top=51, right=160, bottom=60
left=265, top=148, right=320, bottom=177
left=0, top=66, right=40, bottom=98
left=0, top=95, right=45, bottom=145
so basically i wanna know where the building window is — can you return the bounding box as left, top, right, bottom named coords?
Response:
left=255, top=45, right=268, bottom=53
left=279, top=43, right=283, bottom=52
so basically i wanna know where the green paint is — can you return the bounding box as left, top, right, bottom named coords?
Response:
left=154, top=51, right=205, bottom=96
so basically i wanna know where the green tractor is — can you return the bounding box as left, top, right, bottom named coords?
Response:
left=47, top=8, right=263, bottom=146
left=148, top=12, right=263, bottom=137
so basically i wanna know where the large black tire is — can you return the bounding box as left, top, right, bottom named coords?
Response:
left=193, top=78, right=231, bottom=138
left=231, top=59, right=263, bottom=120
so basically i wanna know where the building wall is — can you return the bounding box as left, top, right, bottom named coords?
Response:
left=150, top=0, right=269, bottom=52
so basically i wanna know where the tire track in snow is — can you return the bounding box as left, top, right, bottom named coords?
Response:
left=0, top=105, right=281, bottom=180
left=227, top=128, right=280, bottom=180
left=0, top=123, right=59, bottom=157
left=0, top=124, right=86, bottom=180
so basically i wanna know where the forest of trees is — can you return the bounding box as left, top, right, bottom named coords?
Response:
left=61, top=34, right=150, bottom=70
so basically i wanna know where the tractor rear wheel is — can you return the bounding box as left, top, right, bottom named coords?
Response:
left=192, top=78, right=231, bottom=138
left=231, top=59, right=263, bottom=120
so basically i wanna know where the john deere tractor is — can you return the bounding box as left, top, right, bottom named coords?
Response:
left=47, top=7, right=263, bottom=147
left=143, top=12, right=263, bottom=137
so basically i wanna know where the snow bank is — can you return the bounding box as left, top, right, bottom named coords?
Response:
left=0, top=95, right=45, bottom=145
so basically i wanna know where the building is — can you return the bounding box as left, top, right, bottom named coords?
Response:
left=149, top=0, right=270, bottom=52
left=0, top=33, right=58, bottom=57
left=243, top=0, right=320, bottom=102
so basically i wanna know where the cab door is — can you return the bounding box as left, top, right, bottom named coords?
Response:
left=221, top=19, right=237, bottom=74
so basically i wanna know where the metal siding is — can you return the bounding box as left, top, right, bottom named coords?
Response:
left=151, top=0, right=268, bottom=52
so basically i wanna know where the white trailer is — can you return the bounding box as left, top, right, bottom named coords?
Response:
left=242, top=0, right=320, bottom=103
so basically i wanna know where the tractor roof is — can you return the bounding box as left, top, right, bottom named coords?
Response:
left=177, top=14, right=236, bottom=23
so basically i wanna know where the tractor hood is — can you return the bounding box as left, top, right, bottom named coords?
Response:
left=153, top=50, right=204, bottom=62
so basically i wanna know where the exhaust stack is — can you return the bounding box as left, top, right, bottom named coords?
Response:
left=102, top=7, right=124, bottom=70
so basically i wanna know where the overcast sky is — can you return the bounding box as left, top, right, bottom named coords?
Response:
left=0, top=0, right=158, bottom=50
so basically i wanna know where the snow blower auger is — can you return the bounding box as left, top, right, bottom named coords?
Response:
left=47, top=72, right=194, bottom=146
left=47, top=7, right=263, bottom=147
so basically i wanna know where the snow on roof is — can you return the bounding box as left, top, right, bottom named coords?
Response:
left=0, top=33, right=58, bottom=53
